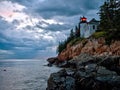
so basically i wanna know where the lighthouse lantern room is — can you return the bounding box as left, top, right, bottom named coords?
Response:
left=80, top=16, right=87, bottom=23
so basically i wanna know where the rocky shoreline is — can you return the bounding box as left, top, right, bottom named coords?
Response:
left=46, top=53, right=120, bottom=90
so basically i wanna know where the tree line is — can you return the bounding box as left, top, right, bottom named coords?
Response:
left=57, top=25, right=80, bottom=53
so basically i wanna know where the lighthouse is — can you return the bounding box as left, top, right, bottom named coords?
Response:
left=80, top=16, right=99, bottom=38
left=80, top=16, right=89, bottom=38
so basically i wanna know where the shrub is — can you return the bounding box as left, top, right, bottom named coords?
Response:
left=69, top=37, right=84, bottom=46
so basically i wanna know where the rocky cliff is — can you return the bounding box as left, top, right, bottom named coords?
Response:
left=58, top=38, right=120, bottom=61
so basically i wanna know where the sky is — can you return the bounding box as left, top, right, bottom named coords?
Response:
left=0, top=0, right=104, bottom=59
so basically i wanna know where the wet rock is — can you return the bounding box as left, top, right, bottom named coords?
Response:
left=64, top=76, right=75, bottom=90
left=96, top=66, right=117, bottom=82
left=47, top=57, right=58, bottom=64
left=99, top=56, right=120, bottom=75
left=47, top=63, right=52, bottom=67
left=65, top=69, right=75, bottom=76
left=47, top=69, right=75, bottom=90
left=68, top=53, right=96, bottom=69
left=75, top=77, right=113, bottom=90
left=85, top=64, right=97, bottom=73
left=57, top=61, right=69, bottom=68
left=3, top=69, right=6, bottom=71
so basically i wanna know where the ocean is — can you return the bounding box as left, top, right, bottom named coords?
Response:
left=0, top=59, right=60, bottom=90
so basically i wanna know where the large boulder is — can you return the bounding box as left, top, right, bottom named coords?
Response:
left=47, top=69, right=75, bottom=90
left=98, top=56, right=120, bottom=75
left=47, top=57, right=60, bottom=66
left=68, top=53, right=100, bottom=69
left=47, top=57, right=58, bottom=64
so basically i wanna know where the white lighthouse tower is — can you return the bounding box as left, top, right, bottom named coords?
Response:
left=80, top=16, right=89, bottom=38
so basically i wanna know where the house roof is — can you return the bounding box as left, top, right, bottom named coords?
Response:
left=89, top=18, right=99, bottom=23
left=89, top=18, right=99, bottom=24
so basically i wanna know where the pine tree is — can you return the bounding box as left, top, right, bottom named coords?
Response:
left=99, top=1, right=111, bottom=30
left=75, top=26, right=80, bottom=37
left=99, top=0, right=119, bottom=31
left=114, top=0, right=120, bottom=30
left=99, top=0, right=120, bottom=42
left=67, top=29, right=75, bottom=42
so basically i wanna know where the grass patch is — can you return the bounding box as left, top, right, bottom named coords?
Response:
left=92, top=31, right=106, bottom=39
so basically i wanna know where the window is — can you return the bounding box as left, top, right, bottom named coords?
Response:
left=93, top=25, right=95, bottom=30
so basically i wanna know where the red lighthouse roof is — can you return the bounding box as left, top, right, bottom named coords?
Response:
left=80, top=16, right=87, bottom=23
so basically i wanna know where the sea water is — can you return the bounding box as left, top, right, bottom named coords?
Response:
left=0, top=59, right=60, bottom=90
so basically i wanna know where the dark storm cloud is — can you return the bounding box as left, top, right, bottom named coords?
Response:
left=10, top=0, right=104, bottom=19
left=9, top=0, right=35, bottom=6
left=0, top=34, right=15, bottom=50
left=0, top=18, right=15, bottom=50
left=35, top=0, right=99, bottom=19
left=44, top=24, right=71, bottom=31
left=0, top=17, right=12, bottom=30
left=35, top=23, right=71, bottom=31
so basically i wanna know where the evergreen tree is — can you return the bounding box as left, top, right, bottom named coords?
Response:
left=99, top=1, right=111, bottom=30
left=114, top=0, right=120, bottom=30
left=99, top=0, right=119, bottom=31
left=70, top=29, right=74, bottom=40
left=99, top=0, right=120, bottom=42
left=75, top=25, right=80, bottom=37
